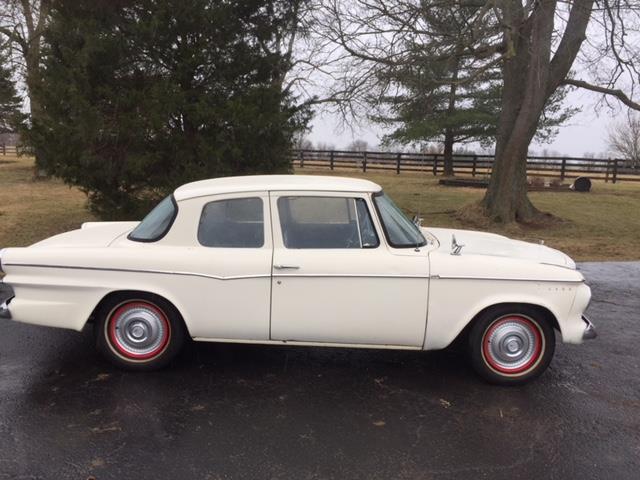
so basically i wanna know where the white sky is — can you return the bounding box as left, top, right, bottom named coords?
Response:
left=309, top=87, right=617, bottom=157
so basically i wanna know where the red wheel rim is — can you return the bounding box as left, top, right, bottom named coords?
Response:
left=481, top=315, right=543, bottom=375
left=107, top=301, right=171, bottom=360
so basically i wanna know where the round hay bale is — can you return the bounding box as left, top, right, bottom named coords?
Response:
left=572, top=176, right=591, bottom=192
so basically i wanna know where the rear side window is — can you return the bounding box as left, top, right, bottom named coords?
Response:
left=278, top=196, right=379, bottom=249
left=129, top=195, right=177, bottom=242
left=198, top=197, right=264, bottom=248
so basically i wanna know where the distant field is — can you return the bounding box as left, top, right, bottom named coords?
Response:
left=1, top=155, right=639, bottom=261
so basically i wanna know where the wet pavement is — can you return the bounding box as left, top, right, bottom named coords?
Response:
left=0, top=262, right=638, bottom=479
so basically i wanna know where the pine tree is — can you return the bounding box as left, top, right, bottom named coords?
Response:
left=0, top=48, right=23, bottom=134
left=27, top=0, right=310, bottom=218
left=371, top=7, right=576, bottom=176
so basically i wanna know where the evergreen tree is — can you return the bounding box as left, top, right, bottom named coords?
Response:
left=28, top=0, right=310, bottom=218
left=371, top=7, right=576, bottom=176
left=0, top=47, right=23, bottom=134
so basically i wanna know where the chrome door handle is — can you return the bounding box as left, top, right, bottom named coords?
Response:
left=273, top=264, right=300, bottom=270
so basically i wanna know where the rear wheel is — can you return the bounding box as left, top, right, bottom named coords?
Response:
left=468, top=305, right=555, bottom=385
left=96, top=293, right=185, bottom=371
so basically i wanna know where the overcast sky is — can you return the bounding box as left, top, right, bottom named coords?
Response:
left=309, top=87, right=618, bottom=158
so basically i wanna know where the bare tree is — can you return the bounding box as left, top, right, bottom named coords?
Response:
left=317, top=0, right=640, bottom=222
left=293, top=133, right=314, bottom=150
left=316, top=141, right=336, bottom=150
left=346, top=138, right=369, bottom=151
left=0, top=0, right=50, bottom=115
left=257, top=0, right=355, bottom=111
left=0, top=0, right=50, bottom=164
left=608, top=115, right=640, bottom=167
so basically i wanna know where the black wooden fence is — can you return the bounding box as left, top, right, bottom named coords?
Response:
left=291, top=149, right=640, bottom=183
left=3, top=143, right=639, bottom=183
left=0, top=144, right=17, bottom=156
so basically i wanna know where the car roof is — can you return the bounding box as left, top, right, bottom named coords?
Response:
left=173, top=175, right=382, bottom=200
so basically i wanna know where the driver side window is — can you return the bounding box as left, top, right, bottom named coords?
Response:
left=277, top=196, right=379, bottom=249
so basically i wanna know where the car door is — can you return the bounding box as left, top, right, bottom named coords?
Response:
left=158, top=191, right=273, bottom=341
left=269, top=191, right=429, bottom=347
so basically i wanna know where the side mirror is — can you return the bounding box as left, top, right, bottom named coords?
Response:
left=411, top=215, right=423, bottom=227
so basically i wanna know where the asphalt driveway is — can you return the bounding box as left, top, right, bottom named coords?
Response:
left=0, top=262, right=638, bottom=479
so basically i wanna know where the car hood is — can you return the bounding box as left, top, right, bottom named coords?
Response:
left=31, top=222, right=139, bottom=248
left=423, top=227, right=575, bottom=269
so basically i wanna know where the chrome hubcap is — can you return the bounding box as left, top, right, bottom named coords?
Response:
left=111, top=305, right=167, bottom=357
left=485, top=319, right=539, bottom=371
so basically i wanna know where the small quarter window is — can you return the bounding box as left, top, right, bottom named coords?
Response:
left=278, top=196, right=379, bottom=249
left=198, top=197, right=264, bottom=248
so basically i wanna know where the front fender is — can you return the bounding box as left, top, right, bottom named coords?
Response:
left=424, top=278, right=584, bottom=350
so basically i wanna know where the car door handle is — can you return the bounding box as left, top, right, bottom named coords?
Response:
left=273, top=264, right=300, bottom=270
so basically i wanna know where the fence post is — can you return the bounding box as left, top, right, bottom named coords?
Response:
left=605, top=158, right=611, bottom=183
left=363, top=151, right=367, bottom=172
left=299, top=150, right=304, bottom=168
left=396, top=152, right=401, bottom=174
left=472, top=155, right=477, bottom=177
left=1, top=144, right=5, bottom=155
left=433, top=155, right=438, bottom=176
left=560, top=157, right=567, bottom=181
left=613, top=158, right=618, bottom=184
left=330, top=150, right=334, bottom=171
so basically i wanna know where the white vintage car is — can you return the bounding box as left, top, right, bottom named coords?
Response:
left=0, top=175, right=595, bottom=384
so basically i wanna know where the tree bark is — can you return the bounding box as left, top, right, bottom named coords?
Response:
left=25, top=42, right=45, bottom=170
left=442, top=55, right=460, bottom=177
left=482, top=0, right=591, bottom=223
left=443, top=128, right=454, bottom=176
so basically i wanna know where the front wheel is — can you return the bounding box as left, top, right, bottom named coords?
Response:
left=95, top=293, right=185, bottom=371
left=468, top=305, right=555, bottom=385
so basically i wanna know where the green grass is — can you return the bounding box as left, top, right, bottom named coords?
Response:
left=1, top=156, right=639, bottom=261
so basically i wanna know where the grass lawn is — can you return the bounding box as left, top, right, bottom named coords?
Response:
left=1, top=155, right=639, bottom=261
left=0, top=154, right=95, bottom=248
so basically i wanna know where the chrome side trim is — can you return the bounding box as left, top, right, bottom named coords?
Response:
left=4, top=263, right=429, bottom=280
left=192, top=337, right=422, bottom=351
left=539, top=262, right=577, bottom=271
left=2, top=263, right=270, bottom=281
left=429, top=274, right=584, bottom=283
left=272, top=273, right=429, bottom=279
left=582, top=315, right=597, bottom=340
left=4, top=263, right=584, bottom=283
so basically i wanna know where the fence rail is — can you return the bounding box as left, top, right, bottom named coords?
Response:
left=291, top=149, right=640, bottom=183
left=4, top=144, right=639, bottom=183
left=0, top=144, right=18, bottom=156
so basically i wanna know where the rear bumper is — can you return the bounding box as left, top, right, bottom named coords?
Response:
left=582, top=315, right=597, bottom=340
left=0, top=282, right=14, bottom=319
left=0, top=298, right=12, bottom=319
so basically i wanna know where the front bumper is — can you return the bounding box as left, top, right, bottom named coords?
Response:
left=582, top=315, right=597, bottom=340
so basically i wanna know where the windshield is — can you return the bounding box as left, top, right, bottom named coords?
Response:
left=373, top=192, right=426, bottom=248
left=128, top=195, right=177, bottom=242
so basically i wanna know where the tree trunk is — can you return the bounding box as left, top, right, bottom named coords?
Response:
left=443, top=129, right=454, bottom=176
left=482, top=0, right=557, bottom=223
left=25, top=45, right=46, bottom=171
left=442, top=57, right=459, bottom=177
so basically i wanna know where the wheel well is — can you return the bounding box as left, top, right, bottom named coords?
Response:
left=454, top=302, right=560, bottom=344
left=88, top=290, right=187, bottom=332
